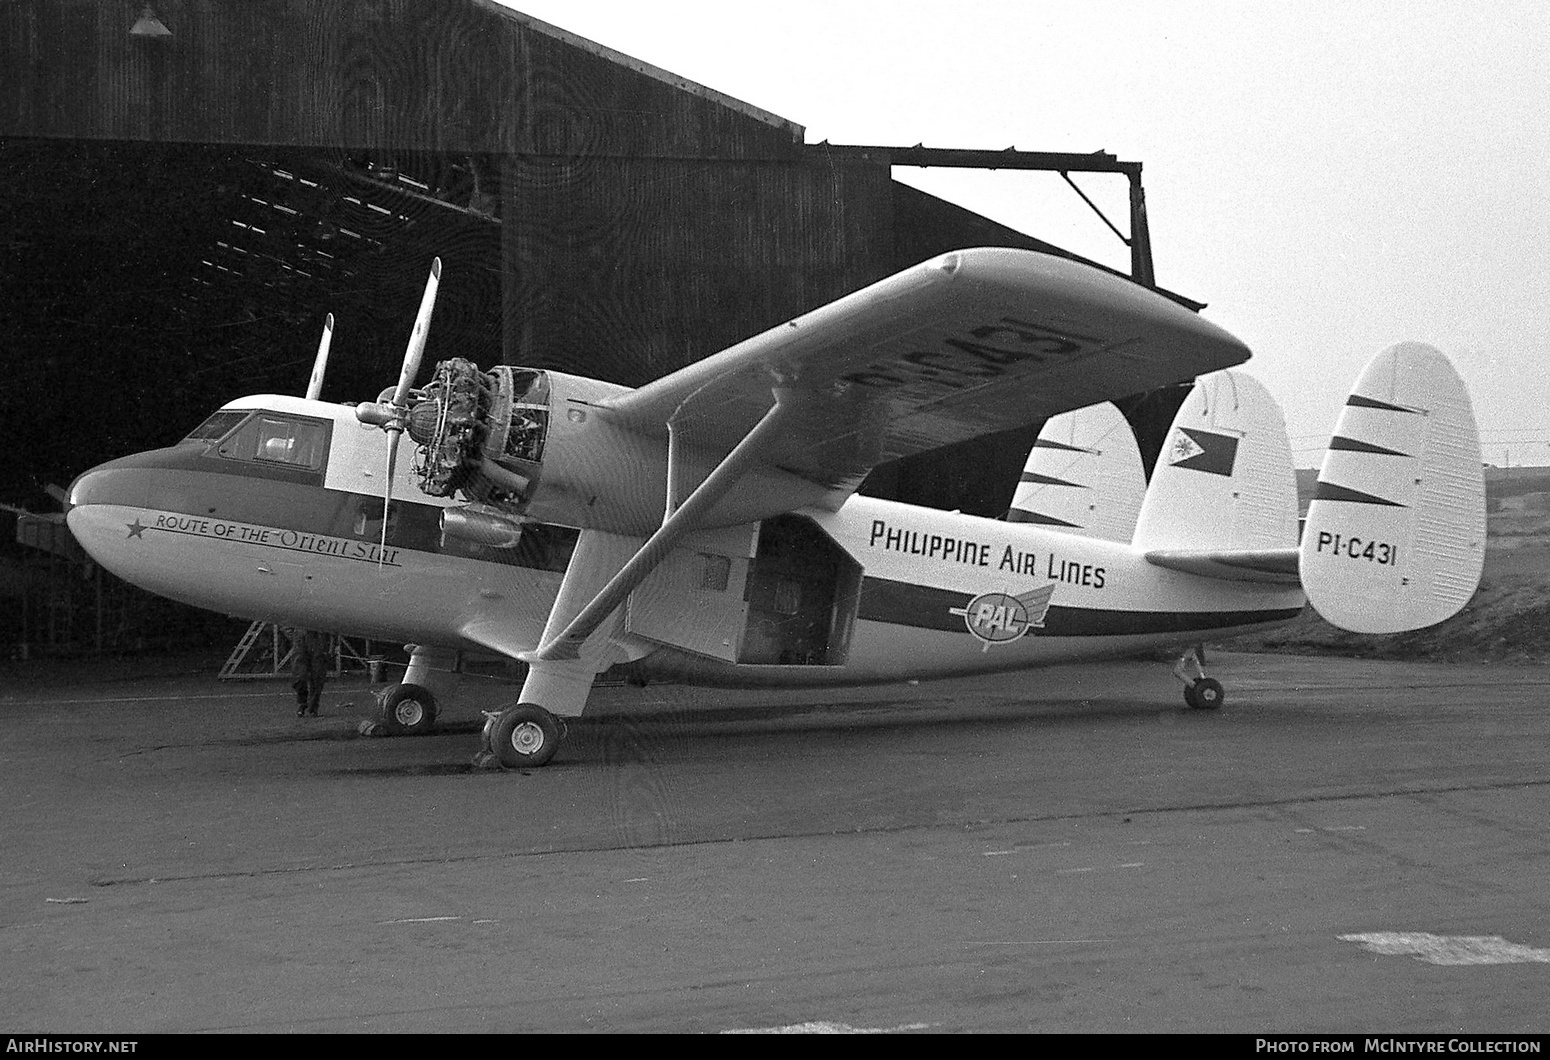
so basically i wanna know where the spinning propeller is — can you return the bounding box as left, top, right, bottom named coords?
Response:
left=354, top=258, right=442, bottom=568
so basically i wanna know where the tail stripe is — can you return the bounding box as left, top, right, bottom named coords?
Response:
left=1328, top=436, right=1409, bottom=458
left=1018, top=471, right=1085, bottom=488
left=1005, top=508, right=1081, bottom=527
left=1346, top=394, right=1417, bottom=414
left=1031, top=438, right=1091, bottom=453
left=1311, top=481, right=1406, bottom=507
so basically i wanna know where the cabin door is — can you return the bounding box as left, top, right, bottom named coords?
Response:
left=625, top=525, right=757, bottom=662
left=737, top=515, right=862, bottom=666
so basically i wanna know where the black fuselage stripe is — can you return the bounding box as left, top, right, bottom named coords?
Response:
left=858, top=576, right=1300, bottom=637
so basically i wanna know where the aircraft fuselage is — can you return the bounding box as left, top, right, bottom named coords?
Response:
left=67, top=392, right=1306, bottom=690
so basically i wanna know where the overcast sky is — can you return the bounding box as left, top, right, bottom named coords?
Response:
left=503, top=0, right=1548, bottom=466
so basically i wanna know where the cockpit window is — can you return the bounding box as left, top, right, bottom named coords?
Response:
left=217, top=414, right=329, bottom=470
left=182, top=410, right=250, bottom=443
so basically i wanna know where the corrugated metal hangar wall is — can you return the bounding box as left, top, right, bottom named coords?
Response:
left=0, top=0, right=1197, bottom=651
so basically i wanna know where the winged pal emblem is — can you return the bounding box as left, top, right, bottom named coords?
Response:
left=948, top=584, right=1056, bottom=650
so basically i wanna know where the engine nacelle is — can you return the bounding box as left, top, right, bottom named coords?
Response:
left=405, top=360, right=656, bottom=532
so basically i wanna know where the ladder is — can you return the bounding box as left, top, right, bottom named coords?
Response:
left=219, top=621, right=291, bottom=679
left=219, top=621, right=377, bottom=679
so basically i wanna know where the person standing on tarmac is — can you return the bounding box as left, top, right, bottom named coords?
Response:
left=289, top=629, right=330, bottom=717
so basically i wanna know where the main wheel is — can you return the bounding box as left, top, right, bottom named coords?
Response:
left=490, top=704, right=562, bottom=768
left=1183, top=683, right=1201, bottom=709
left=1190, top=677, right=1225, bottom=711
left=379, top=683, right=438, bottom=736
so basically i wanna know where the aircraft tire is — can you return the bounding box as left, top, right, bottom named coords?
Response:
left=1189, top=678, right=1224, bottom=711
left=1183, top=683, right=1200, bottom=709
left=379, top=683, right=438, bottom=736
left=490, top=704, right=561, bottom=768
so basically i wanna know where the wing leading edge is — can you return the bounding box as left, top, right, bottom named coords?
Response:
left=599, top=247, right=1252, bottom=510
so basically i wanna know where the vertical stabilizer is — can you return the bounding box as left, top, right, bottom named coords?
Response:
left=1299, top=342, right=1484, bottom=633
left=1132, top=370, right=1298, bottom=552
left=1005, top=402, right=1144, bottom=542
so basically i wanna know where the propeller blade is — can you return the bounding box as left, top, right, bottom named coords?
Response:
left=391, top=258, right=442, bottom=409
left=379, top=429, right=399, bottom=571
left=305, top=313, right=334, bottom=401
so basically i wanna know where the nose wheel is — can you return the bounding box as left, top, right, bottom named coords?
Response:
left=478, top=704, right=565, bottom=768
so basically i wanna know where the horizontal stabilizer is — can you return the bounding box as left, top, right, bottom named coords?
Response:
left=1299, top=342, right=1484, bottom=633
left=1145, top=547, right=1301, bottom=585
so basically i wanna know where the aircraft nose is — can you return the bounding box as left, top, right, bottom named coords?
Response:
left=67, top=454, right=153, bottom=511
left=64, top=455, right=160, bottom=558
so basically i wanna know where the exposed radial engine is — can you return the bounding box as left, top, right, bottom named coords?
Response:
left=405, top=358, right=550, bottom=511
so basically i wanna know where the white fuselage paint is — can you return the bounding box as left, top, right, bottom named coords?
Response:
left=67, top=395, right=1308, bottom=696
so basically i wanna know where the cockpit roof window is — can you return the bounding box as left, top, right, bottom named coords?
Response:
left=182, top=410, right=250, bottom=444
left=217, top=414, right=329, bottom=471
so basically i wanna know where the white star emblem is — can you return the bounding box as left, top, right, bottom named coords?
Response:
left=1170, top=430, right=1204, bottom=464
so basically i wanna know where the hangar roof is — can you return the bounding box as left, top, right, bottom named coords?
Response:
left=1, top=0, right=804, bottom=158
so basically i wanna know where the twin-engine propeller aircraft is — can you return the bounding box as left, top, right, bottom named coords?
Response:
left=67, top=248, right=1486, bottom=768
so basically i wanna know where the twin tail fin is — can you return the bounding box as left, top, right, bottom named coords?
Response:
left=1136, top=343, right=1484, bottom=634
left=1005, top=402, right=1144, bottom=543
left=1297, top=342, right=1485, bottom=633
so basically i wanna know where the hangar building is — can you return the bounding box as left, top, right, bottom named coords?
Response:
left=0, top=0, right=1202, bottom=654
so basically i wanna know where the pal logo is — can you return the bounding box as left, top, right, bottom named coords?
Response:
left=949, top=585, right=1055, bottom=651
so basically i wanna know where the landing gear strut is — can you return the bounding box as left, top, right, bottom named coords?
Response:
left=1173, top=644, right=1225, bottom=711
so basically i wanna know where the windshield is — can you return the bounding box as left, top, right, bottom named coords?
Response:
left=216, top=413, right=329, bottom=470
left=182, top=410, right=250, bottom=443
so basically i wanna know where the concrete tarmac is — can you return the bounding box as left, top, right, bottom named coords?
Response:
left=2, top=652, right=1548, bottom=1034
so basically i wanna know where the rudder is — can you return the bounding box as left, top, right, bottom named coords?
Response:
left=1299, top=342, right=1484, bottom=633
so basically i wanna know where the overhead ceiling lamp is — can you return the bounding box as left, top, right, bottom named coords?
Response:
left=130, top=5, right=172, bottom=39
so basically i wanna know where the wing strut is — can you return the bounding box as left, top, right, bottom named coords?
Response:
left=526, top=395, right=796, bottom=662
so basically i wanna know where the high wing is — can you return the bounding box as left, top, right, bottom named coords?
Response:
left=598, top=247, right=1251, bottom=509
left=527, top=248, right=1251, bottom=665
